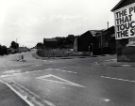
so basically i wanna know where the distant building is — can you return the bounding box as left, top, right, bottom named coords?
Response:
left=77, top=30, right=95, bottom=52
left=102, top=26, right=116, bottom=54
left=43, top=35, right=75, bottom=49
left=43, top=38, right=58, bottom=49
left=19, top=47, right=30, bottom=53
left=76, top=27, right=115, bottom=55
left=73, top=37, right=78, bottom=52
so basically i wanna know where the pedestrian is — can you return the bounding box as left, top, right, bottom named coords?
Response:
left=21, top=54, right=24, bottom=60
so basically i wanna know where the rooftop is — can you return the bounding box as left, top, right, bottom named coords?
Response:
left=112, top=0, right=135, bottom=11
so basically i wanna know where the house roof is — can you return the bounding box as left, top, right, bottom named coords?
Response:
left=112, top=0, right=135, bottom=11
left=80, top=30, right=104, bottom=38
left=90, top=30, right=103, bottom=37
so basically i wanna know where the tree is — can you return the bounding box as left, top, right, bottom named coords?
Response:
left=36, top=43, right=44, bottom=49
left=10, top=41, right=19, bottom=49
left=65, top=35, right=75, bottom=48
left=66, top=35, right=75, bottom=44
left=0, top=45, right=8, bottom=55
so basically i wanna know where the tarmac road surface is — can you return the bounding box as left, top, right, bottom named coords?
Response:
left=0, top=52, right=135, bottom=106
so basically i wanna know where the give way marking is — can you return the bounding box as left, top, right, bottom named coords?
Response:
left=37, top=74, right=85, bottom=88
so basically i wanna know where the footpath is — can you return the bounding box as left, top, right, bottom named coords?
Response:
left=99, top=57, right=135, bottom=68
left=32, top=50, right=135, bottom=68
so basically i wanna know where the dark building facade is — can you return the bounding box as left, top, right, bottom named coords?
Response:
left=77, top=30, right=103, bottom=55
left=43, top=38, right=58, bottom=49
left=77, top=27, right=116, bottom=55
left=102, top=26, right=116, bottom=54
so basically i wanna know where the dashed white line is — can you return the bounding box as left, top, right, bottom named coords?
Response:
left=101, top=76, right=135, bottom=83
left=45, top=68, right=77, bottom=74
left=55, top=69, right=77, bottom=74
left=121, top=64, right=131, bottom=67
left=104, top=58, right=117, bottom=62
left=103, top=98, right=110, bottom=102
left=3, top=69, right=21, bottom=74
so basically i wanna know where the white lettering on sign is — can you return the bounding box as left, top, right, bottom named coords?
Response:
left=114, top=3, right=135, bottom=39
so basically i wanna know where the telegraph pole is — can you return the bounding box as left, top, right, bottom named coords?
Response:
left=101, top=30, right=103, bottom=55
left=16, top=38, right=18, bottom=43
left=107, top=21, right=109, bottom=29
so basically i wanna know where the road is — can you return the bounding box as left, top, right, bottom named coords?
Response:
left=0, top=51, right=135, bottom=106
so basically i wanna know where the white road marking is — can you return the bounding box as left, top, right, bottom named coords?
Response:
left=103, top=98, right=110, bottom=102
left=3, top=69, right=21, bottom=74
left=0, top=69, right=22, bottom=78
left=94, top=62, right=99, bottom=65
left=101, top=76, right=135, bottom=83
left=0, top=79, right=56, bottom=106
left=66, top=70, right=77, bottom=74
left=0, top=74, right=18, bottom=78
left=104, top=58, right=117, bottom=62
left=37, top=74, right=85, bottom=88
left=42, top=60, right=47, bottom=62
left=45, top=68, right=77, bottom=74
left=0, top=80, right=34, bottom=106
left=55, top=69, right=77, bottom=74
left=42, top=60, right=54, bottom=63
left=48, top=61, right=54, bottom=63
left=121, top=64, right=131, bottom=67
left=0, top=71, right=30, bottom=78
left=37, top=74, right=53, bottom=79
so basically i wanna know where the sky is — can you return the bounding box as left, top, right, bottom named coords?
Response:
left=0, top=0, right=120, bottom=47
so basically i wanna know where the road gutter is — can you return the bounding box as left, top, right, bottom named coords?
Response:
left=0, top=79, right=55, bottom=106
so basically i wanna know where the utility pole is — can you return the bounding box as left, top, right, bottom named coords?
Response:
left=101, top=30, right=103, bottom=55
left=107, top=21, right=109, bottom=29
left=16, top=38, right=18, bottom=43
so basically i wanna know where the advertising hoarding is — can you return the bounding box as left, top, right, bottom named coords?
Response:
left=114, top=3, right=135, bottom=40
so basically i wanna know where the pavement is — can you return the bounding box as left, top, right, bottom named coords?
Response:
left=0, top=51, right=135, bottom=106
left=99, top=58, right=135, bottom=67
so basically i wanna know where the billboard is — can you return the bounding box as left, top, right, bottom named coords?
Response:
left=114, top=3, right=135, bottom=40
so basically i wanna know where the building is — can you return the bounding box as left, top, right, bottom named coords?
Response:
left=77, top=30, right=102, bottom=54
left=102, top=26, right=116, bottom=54
left=112, top=0, right=135, bottom=62
left=43, top=38, right=58, bottom=49
left=76, top=27, right=115, bottom=55
left=19, top=47, right=30, bottom=53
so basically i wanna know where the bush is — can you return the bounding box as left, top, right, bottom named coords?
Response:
left=0, top=45, right=8, bottom=55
